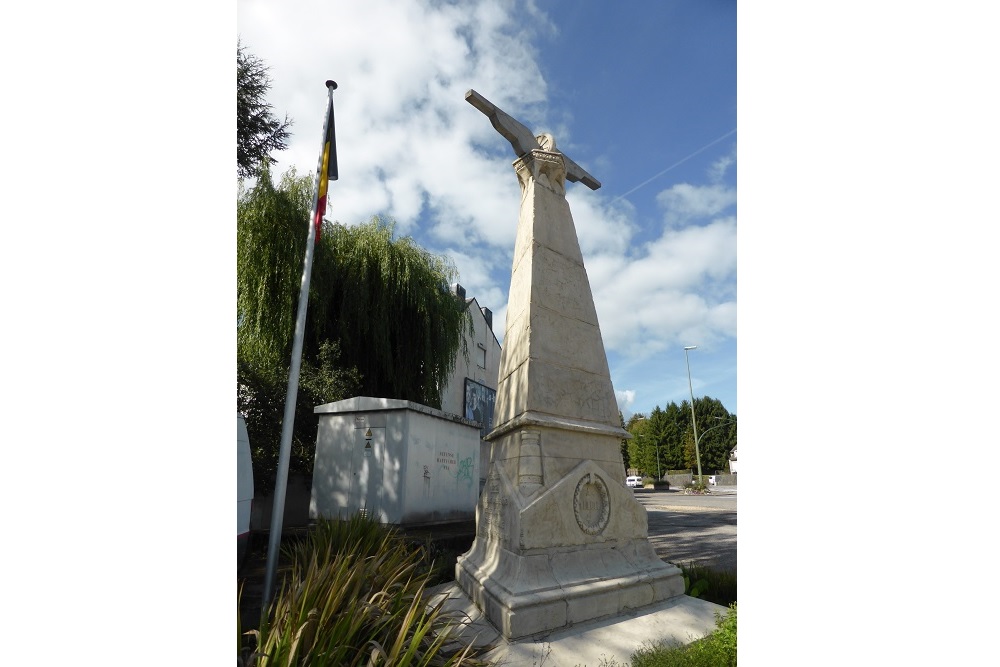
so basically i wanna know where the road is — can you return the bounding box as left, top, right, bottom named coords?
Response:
left=633, top=487, right=737, bottom=573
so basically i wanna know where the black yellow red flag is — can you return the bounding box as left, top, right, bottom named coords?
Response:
left=312, top=81, right=339, bottom=242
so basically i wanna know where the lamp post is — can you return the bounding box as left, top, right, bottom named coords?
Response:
left=693, top=417, right=735, bottom=485
left=683, top=345, right=702, bottom=484
left=697, top=418, right=731, bottom=444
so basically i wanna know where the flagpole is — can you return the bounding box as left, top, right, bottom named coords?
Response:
left=262, top=80, right=338, bottom=608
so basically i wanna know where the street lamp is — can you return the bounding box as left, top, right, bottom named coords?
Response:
left=690, top=417, right=735, bottom=487
left=683, top=345, right=703, bottom=484
left=697, top=417, right=732, bottom=443
left=695, top=417, right=734, bottom=472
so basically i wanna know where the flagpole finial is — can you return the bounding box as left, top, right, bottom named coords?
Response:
left=326, top=80, right=338, bottom=90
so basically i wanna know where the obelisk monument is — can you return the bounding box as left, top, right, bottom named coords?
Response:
left=455, top=90, right=684, bottom=640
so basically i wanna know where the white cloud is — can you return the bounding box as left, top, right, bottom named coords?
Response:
left=708, top=149, right=736, bottom=183
left=656, top=183, right=736, bottom=227
left=239, top=0, right=546, bottom=245
left=585, top=207, right=736, bottom=361
left=615, top=389, right=636, bottom=414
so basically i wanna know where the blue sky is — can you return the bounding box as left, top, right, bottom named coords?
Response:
left=238, top=0, right=737, bottom=419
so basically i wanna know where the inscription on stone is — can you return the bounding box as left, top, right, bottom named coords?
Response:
left=481, top=471, right=507, bottom=543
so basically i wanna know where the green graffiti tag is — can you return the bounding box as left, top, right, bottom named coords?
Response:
left=452, top=456, right=474, bottom=486
left=455, top=456, right=473, bottom=483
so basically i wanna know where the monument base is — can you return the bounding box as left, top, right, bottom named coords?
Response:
left=455, top=462, right=685, bottom=639
left=427, top=582, right=727, bottom=664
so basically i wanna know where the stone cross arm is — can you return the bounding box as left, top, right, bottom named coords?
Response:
left=465, top=89, right=601, bottom=190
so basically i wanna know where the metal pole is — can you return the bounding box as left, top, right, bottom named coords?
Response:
left=684, top=346, right=702, bottom=484
left=262, top=81, right=338, bottom=608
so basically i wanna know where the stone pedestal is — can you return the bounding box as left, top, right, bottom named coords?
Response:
left=455, top=147, right=684, bottom=640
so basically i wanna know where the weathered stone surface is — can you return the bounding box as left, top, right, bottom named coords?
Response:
left=458, top=93, right=684, bottom=639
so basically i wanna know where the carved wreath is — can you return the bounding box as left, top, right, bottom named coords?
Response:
left=573, top=472, right=611, bottom=535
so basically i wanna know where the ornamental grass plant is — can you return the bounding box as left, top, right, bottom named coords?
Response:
left=240, top=515, right=489, bottom=666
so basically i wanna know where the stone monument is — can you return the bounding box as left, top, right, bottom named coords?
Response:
left=455, top=90, right=685, bottom=640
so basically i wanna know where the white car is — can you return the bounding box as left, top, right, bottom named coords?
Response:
left=625, top=476, right=642, bottom=488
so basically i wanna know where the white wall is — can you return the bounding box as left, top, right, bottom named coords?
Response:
left=310, top=397, right=481, bottom=525
left=397, top=409, right=481, bottom=524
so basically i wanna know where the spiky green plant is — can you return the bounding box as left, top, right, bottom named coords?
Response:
left=244, top=516, right=487, bottom=666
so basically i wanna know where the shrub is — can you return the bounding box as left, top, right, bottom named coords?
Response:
left=685, top=479, right=708, bottom=493
left=678, top=563, right=736, bottom=607
left=242, top=515, right=488, bottom=666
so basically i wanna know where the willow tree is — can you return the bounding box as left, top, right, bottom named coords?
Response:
left=238, top=167, right=470, bottom=489
left=321, top=220, right=475, bottom=406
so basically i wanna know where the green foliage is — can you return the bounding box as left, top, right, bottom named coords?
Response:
left=679, top=563, right=736, bottom=606
left=630, top=604, right=736, bottom=667
left=680, top=398, right=736, bottom=474
left=627, top=399, right=736, bottom=479
left=619, top=411, right=631, bottom=473
left=244, top=516, right=489, bottom=666
left=318, top=218, right=471, bottom=409
left=238, top=40, right=292, bottom=180
left=237, top=168, right=471, bottom=490
left=239, top=341, right=361, bottom=494
left=237, top=168, right=470, bottom=404
left=685, top=479, right=708, bottom=494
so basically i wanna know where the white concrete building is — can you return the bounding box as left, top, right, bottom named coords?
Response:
left=310, top=397, right=482, bottom=524
left=309, top=284, right=502, bottom=525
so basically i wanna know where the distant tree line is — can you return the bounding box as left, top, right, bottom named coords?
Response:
left=623, top=397, right=736, bottom=479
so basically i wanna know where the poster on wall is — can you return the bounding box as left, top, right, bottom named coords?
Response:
left=464, top=378, right=496, bottom=438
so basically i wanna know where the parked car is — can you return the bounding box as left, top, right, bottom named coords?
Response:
left=625, top=475, right=642, bottom=488
left=238, top=414, right=254, bottom=568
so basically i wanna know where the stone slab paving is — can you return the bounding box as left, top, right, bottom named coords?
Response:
left=427, top=582, right=728, bottom=666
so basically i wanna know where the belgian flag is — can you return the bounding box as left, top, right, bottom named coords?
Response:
left=313, top=80, right=339, bottom=243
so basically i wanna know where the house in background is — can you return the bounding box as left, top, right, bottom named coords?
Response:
left=439, top=283, right=502, bottom=490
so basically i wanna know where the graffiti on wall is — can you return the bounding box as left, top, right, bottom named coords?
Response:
left=436, top=450, right=474, bottom=489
